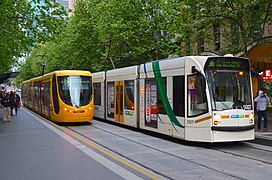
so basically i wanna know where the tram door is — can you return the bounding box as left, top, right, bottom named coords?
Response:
left=34, top=82, right=42, bottom=113
left=114, top=82, right=124, bottom=123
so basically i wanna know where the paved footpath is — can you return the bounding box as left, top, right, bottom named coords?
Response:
left=0, top=107, right=149, bottom=180
left=1, top=106, right=272, bottom=180
left=254, top=107, right=272, bottom=140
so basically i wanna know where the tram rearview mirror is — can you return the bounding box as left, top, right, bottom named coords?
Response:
left=192, top=66, right=198, bottom=74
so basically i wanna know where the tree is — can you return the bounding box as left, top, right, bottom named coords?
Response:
left=164, top=0, right=272, bottom=55
left=20, top=0, right=173, bottom=76
left=71, top=0, right=171, bottom=69
left=0, top=0, right=67, bottom=73
left=19, top=0, right=272, bottom=84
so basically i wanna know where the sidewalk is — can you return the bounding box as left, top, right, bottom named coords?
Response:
left=0, top=107, right=128, bottom=180
left=254, top=107, right=272, bottom=140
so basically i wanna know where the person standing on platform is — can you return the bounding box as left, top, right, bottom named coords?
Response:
left=0, top=92, right=3, bottom=108
left=14, top=92, right=21, bottom=115
left=10, top=91, right=15, bottom=115
left=254, top=90, right=270, bottom=131
left=1, top=92, right=12, bottom=122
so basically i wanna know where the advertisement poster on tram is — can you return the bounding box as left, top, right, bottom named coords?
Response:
left=145, top=80, right=158, bottom=128
left=107, top=82, right=114, bottom=118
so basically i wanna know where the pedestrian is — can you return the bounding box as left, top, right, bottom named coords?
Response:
left=10, top=91, right=16, bottom=115
left=14, top=91, right=21, bottom=115
left=0, top=92, right=3, bottom=108
left=254, top=90, right=270, bottom=131
left=1, top=91, right=12, bottom=122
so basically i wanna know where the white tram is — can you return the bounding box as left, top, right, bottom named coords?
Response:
left=93, top=56, right=254, bottom=142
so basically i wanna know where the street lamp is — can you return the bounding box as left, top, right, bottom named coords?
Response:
left=36, top=54, right=47, bottom=76
left=41, top=63, right=46, bottom=76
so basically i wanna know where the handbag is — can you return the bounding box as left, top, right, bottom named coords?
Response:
left=18, top=101, right=22, bottom=107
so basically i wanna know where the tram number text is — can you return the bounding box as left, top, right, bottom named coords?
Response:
left=243, top=105, right=251, bottom=110
left=187, top=120, right=195, bottom=124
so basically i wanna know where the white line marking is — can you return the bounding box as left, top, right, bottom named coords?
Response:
left=23, top=108, right=143, bottom=180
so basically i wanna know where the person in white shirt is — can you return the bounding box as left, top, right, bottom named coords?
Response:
left=254, top=90, right=270, bottom=131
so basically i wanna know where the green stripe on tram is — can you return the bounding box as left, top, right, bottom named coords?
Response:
left=152, top=61, right=184, bottom=128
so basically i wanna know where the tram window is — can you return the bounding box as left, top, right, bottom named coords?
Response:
left=158, top=77, right=167, bottom=114
left=27, top=84, right=32, bottom=103
left=42, top=82, right=50, bottom=107
left=52, top=75, right=60, bottom=114
left=215, top=86, right=226, bottom=101
left=94, top=83, right=101, bottom=106
left=145, top=78, right=166, bottom=115
left=187, top=74, right=208, bottom=117
left=34, top=82, right=40, bottom=111
left=173, top=76, right=185, bottom=117
left=125, top=80, right=134, bottom=110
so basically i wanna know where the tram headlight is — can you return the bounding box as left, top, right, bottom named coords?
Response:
left=64, top=107, right=73, bottom=113
left=249, top=113, right=254, bottom=124
left=249, top=113, right=254, bottom=120
left=213, top=114, right=222, bottom=125
left=238, top=71, right=244, bottom=76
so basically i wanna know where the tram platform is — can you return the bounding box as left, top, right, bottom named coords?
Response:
left=254, top=107, right=272, bottom=140
left=0, top=107, right=272, bottom=180
left=0, top=107, right=150, bottom=180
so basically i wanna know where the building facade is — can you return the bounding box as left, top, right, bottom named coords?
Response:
left=56, top=0, right=69, bottom=11
left=69, top=0, right=75, bottom=13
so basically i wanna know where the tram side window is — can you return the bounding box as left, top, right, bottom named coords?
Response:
left=34, top=82, right=40, bottom=110
left=41, top=84, right=45, bottom=106
left=145, top=78, right=166, bottom=115
left=125, top=80, right=134, bottom=110
left=52, top=75, right=60, bottom=114
left=173, top=76, right=185, bottom=117
left=94, top=83, right=101, bottom=106
left=187, top=74, right=208, bottom=117
left=158, top=77, right=167, bottom=114
left=42, top=82, right=50, bottom=107
left=27, top=84, right=32, bottom=104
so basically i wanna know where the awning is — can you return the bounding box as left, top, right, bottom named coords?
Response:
left=0, top=72, right=20, bottom=84
left=248, top=42, right=272, bottom=62
left=246, top=40, right=272, bottom=69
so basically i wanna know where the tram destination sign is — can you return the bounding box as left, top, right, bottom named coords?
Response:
left=205, top=57, right=249, bottom=70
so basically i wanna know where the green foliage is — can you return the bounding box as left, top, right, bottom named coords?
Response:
left=263, top=81, right=272, bottom=106
left=172, top=0, right=272, bottom=54
left=17, top=0, right=272, bottom=84
left=19, top=0, right=175, bottom=80
left=0, top=0, right=67, bottom=74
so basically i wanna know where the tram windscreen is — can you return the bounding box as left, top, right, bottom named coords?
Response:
left=58, top=76, right=92, bottom=107
left=204, top=57, right=252, bottom=110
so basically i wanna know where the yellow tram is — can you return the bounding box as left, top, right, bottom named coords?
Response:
left=22, top=70, right=94, bottom=122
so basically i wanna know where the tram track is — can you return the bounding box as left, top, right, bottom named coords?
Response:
left=64, top=125, right=174, bottom=180
left=62, top=121, right=272, bottom=180
left=203, top=142, right=272, bottom=165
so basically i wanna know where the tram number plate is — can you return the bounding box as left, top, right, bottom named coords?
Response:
left=73, top=110, right=85, bottom=113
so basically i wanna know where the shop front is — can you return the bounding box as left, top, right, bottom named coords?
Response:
left=247, top=38, right=272, bottom=107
